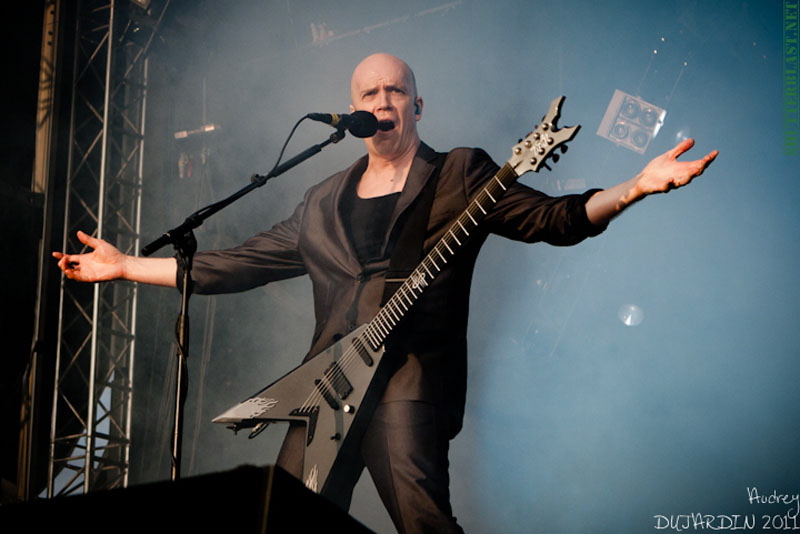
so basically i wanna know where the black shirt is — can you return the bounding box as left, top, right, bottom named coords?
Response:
left=344, top=189, right=401, bottom=264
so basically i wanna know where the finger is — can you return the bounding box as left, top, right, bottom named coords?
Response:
left=76, top=230, right=101, bottom=250
left=691, top=150, right=718, bottom=176
left=57, top=253, right=72, bottom=268
left=669, top=138, right=695, bottom=159
left=56, top=255, right=70, bottom=273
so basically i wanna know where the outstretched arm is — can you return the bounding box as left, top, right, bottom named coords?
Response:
left=53, top=230, right=177, bottom=287
left=585, top=138, right=718, bottom=226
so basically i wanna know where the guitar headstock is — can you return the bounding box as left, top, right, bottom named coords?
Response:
left=510, top=96, right=580, bottom=175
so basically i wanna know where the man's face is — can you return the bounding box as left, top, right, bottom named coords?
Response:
left=350, top=54, right=422, bottom=159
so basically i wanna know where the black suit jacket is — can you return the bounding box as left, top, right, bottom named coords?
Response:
left=187, top=142, right=604, bottom=436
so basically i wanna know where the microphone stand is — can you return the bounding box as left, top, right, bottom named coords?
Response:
left=141, top=128, right=347, bottom=481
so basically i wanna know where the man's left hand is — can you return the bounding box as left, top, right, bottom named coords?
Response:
left=634, top=138, right=719, bottom=196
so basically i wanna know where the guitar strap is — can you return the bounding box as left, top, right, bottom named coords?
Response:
left=380, top=152, right=446, bottom=306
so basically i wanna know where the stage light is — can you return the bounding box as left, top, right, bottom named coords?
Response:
left=597, top=90, right=666, bottom=154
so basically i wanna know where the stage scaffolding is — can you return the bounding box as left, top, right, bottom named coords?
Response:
left=49, top=0, right=169, bottom=497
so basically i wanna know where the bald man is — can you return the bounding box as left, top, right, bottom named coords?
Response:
left=55, top=53, right=717, bottom=532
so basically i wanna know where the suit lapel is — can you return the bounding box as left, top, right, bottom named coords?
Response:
left=327, top=154, right=368, bottom=275
left=382, top=142, right=439, bottom=254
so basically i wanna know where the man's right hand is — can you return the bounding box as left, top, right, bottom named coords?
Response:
left=53, top=230, right=127, bottom=282
left=53, top=230, right=178, bottom=287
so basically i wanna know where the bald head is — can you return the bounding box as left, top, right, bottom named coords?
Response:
left=350, top=53, right=418, bottom=104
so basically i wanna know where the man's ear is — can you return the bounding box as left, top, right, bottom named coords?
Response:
left=349, top=104, right=355, bottom=113
left=415, top=97, right=423, bottom=119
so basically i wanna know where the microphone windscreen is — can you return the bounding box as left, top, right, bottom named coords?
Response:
left=348, top=111, right=378, bottom=138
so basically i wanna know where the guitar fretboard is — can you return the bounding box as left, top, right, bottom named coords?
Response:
left=362, top=161, right=520, bottom=350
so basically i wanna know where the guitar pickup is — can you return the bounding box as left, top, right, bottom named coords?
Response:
left=324, top=361, right=353, bottom=400
left=315, top=379, right=340, bottom=410
left=351, top=337, right=374, bottom=366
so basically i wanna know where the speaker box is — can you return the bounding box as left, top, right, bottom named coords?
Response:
left=0, top=465, right=374, bottom=532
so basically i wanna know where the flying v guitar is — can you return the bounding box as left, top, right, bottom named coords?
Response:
left=213, top=96, right=581, bottom=500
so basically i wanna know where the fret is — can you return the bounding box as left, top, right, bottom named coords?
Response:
left=449, top=229, right=462, bottom=246
left=475, top=200, right=487, bottom=215
left=404, top=284, right=418, bottom=300
left=402, top=285, right=415, bottom=303
left=457, top=220, right=469, bottom=236
left=382, top=316, right=393, bottom=333
left=435, top=246, right=448, bottom=263
left=396, top=297, right=408, bottom=314
left=376, top=321, right=388, bottom=337
left=442, top=239, right=454, bottom=255
left=485, top=189, right=496, bottom=203
left=422, top=263, right=433, bottom=278
left=375, top=317, right=387, bottom=333
left=493, top=175, right=508, bottom=190
left=393, top=290, right=405, bottom=309
left=397, top=295, right=409, bottom=311
left=365, top=329, right=379, bottom=349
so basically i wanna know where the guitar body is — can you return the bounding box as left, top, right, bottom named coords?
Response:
left=214, top=96, right=580, bottom=500
left=213, top=324, right=388, bottom=496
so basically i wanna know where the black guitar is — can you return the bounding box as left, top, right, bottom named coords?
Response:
left=213, top=96, right=580, bottom=498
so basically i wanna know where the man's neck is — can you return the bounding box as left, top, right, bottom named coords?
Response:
left=358, top=139, right=420, bottom=198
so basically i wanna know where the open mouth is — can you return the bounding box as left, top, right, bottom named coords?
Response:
left=377, top=120, right=395, bottom=132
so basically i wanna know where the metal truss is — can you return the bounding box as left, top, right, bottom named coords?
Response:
left=49, top=0, right=169, bottom=496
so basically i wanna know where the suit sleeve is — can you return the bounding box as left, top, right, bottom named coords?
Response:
left=458, top=147, right=607, bottom=246
left=180, top=196, right=309, bottom=295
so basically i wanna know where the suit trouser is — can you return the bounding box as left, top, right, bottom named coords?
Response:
left=277, top=400, right=463, bottom=534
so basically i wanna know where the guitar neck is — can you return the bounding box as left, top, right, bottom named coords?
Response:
left=362, top=161, right=520, bottom=350
left=360, top=96, right=580, bottom=351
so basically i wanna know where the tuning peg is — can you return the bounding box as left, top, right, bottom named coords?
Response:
left=542, top=163, right=552, bottom=171
left=560, top=145, right=568, bottom=153
left=551, top=153, right=560, bottom=163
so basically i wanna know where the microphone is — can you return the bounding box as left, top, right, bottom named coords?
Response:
left=306, top=110, right=379, bottom=138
